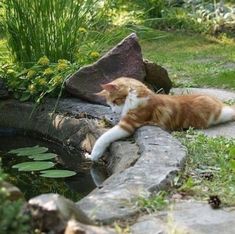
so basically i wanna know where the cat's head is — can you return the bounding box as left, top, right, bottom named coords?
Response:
left=96, top=77, right=149, bottom=114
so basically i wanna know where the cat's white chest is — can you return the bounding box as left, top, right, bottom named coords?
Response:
left=121, top=90, right=148, bottom=117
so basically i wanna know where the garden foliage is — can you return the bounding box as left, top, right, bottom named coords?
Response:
left=4, top=0, right=109, bottom=65
left=0, top=162, right=30, bottom=234
left=1, top=57, right=77, bottom=102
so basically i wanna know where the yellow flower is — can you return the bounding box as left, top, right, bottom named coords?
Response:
left=52, top=75, right=63, bottom=86
left=43, top=68, right=54, bottom=76
left=56, top=59, right=70, bottom=71
left=78, top=27, right=87, bottom=33
left=37, top=56, right=50, bottom=66
left=58, top=59, right=69, bottom=64
left=28, top=84, right=36, bottom=94
left=90, top=51, right=100, bottom=59
left=57, top=63, right=69, bottom=71
left=26, top=69, right=36, bottom=79
left=38, top=78, right=47, bottom=86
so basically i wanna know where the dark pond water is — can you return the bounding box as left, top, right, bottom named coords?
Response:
left=0, top=128, right=107, bottom=201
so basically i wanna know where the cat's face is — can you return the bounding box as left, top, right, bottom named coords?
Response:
left=96, top=77, right=147, bottom=114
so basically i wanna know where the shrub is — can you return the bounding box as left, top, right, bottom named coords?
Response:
left=146, top=7, right=210, bottom=33
left=184, top=0, right=235, bottom=35
left=0, top=161, right=30, bottom=234
left=0, top=56, right=77, bottom=103
left=3, top=0, right=110, bottom=66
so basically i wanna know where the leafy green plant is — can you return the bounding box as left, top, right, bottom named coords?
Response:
left=0, top=159, right=30, bottom=234
left=0, top=56, right=77, bottom=103
left=9, top=146, right=76, bottom=178
left=0, top=194, right=30, bottom=234
left=137, top=191, right=168, bottom=213
left=3, top=0, right=110, bottom=65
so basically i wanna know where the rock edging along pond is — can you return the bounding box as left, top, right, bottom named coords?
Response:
left=0, top=97, right=187, bottom=224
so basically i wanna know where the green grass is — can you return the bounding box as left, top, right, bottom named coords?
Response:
left=4, top=0, right=110, bottom=66
left=140, top=29, right=235, bottom=89
left=0, top=39, right=10, bottom=63
left=137, top=191, right=168, bottom=213
left=174, top=130, right=235, bottom=207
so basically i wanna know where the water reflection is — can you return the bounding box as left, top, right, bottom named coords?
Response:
left=0, top=129, right=108, bottom=201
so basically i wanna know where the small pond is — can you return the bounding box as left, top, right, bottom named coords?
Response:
left=0, top=128, right=107, bottom=201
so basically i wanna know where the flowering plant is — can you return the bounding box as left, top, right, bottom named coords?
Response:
left=1, top=56, right=77, bottom=103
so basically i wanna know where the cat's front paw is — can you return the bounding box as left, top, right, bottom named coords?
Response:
left=84, top=151, right=101, bottom=162
left=84, top=152, right=92, bottom=160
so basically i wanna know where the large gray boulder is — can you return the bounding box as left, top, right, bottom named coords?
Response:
left=65, top=33, right=146, bottom=105
left=26, top=194, right=95, bottom=233
left=144, top=59, right=172, bottom=94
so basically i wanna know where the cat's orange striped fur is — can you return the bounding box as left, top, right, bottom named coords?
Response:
left=86, top=77, right=235, bottom=161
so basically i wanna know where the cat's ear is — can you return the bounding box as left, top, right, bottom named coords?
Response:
left=95, top=90, right=107, bottom=97
left=101, top=83, right=118, bottom=92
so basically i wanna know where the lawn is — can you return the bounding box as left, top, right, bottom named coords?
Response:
left=140, top=29, right=235, bottom=89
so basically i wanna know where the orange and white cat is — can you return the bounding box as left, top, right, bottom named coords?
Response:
left=86, top=77, right=235, bottom=161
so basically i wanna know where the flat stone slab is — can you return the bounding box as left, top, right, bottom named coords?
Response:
left=200, top=121, right=235, bottom=138
left=107, top=140, right=140, bottom=174
left=131, top=201, right=235, bottom=234
left=77, top=126, right=187, bottom=224
left=171, top=87, right=235, bottom=101
left=171, top=88, right=235, bottom=138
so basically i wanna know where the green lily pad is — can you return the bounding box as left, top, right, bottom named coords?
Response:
left=12, top=161, right=54, bottom=171
left=40, top=170, right=76, bottom=178
left=9, top=145, right=39, bottom=154
left=9, top=146, right=48, bottom=156
left=29, top=153, right=57, bottom=161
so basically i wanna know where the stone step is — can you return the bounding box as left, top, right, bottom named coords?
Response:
left=131, top=200, right=235, bottom=234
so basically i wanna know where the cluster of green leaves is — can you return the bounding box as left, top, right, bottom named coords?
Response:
left=174, top=130, right=235, bottom=206
left=137, top=191, right=168, bottom=213
left=0, top=194, right=30, bottom=234
left=0, top=56, right=77, bottom=103
left=9, top=146, right=76, bottom=178
left=0, top=160, right=30, bottom=234
left=3, top=0, right=110, bottom=65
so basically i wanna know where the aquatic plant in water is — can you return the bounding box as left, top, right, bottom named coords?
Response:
left=9, top=146, right=76, bottom=178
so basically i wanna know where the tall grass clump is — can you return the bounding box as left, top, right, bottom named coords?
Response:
left=4, top=0, right=109, bottom=66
